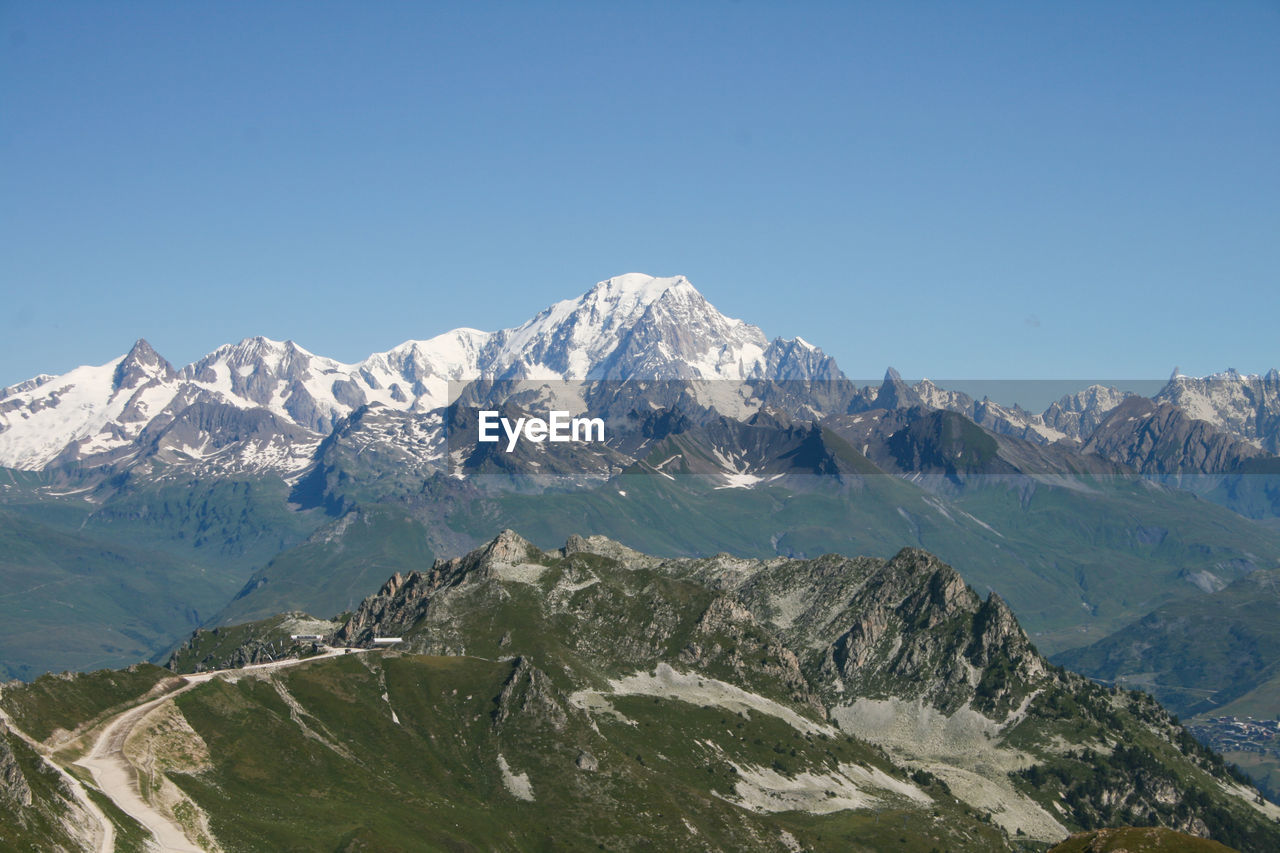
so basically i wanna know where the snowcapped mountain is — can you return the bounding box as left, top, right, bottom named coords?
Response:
left=2, top=272, right=1276, bottom=481
left=0, top=339, right=179, bottom=470
left=1154, top=369, right=1280, bottom=453
left=1083, top=396, right=1268, bottom=476
left=1041, top=385, right=1135, bottom=441
left=0, top=274, right=840, bottom=474
left=911, top=377, right=1071, bottom=445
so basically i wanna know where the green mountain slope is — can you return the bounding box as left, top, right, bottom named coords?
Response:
left=1053, top=570, right=1280, bottom=719
left=4, top=534, right=1279, bottom=851
left=0, top=469, right=323, bottom=678
left=0, top=509, right=244, bottom=680
left=214, top=503, right=435, bottom=626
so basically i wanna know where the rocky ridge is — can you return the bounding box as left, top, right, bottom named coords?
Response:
left=322, top=530, right=1280, bottom=848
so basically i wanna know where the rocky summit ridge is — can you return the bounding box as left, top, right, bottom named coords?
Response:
left=313, top=530, right=1280, bottom=848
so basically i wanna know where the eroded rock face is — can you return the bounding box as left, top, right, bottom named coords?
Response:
left=1085, top=397, right=1267, bottom=475
left=335, top=533, right=1046, bottom=724
left=491, top=657, right=568, bottom=733
left=679, top=595, right=824, bottom=715
left=0, top=724, right=32, bottom=808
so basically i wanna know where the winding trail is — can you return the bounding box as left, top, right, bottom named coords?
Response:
left=7, top=647, right=369, bottom=852
left=75, top=678, right=212, bottom=853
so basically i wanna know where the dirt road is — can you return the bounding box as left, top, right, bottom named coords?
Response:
left=64, top=647, right=365, bottom=852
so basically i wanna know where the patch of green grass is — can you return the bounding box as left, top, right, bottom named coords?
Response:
left=1047, top=826, right=1238, bottom=852
left=162, top=653, right=1021, bottom=852
left=215, top=504, right=434, bottom=625
left=0, top=663, right=171, bottom=741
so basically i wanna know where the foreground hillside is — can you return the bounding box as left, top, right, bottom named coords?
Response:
left=3, top=533, right=1278, bottom=851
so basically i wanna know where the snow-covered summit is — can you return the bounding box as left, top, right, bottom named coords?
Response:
left=0, top=274, right=832, bottom=471
left=6, top=271, right=1275, bottom=474
left=1155, top=368, right=1280, bottom=452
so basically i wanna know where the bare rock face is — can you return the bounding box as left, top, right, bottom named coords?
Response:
left=335, top=530, right=543, bottom=647
left=482, top=529, right=539, bottom=569
left=1155, top=368, right=1280, bottom=454
left=491, top=657, right=568, bottom=733
left=679, top=595, right=824, bottom=715
left=335, top=569, right=455, bottom=645
left=819, top=549, right=997, bottom=713
left=339, top=532, right=1052, bottom=725
left=1085, top=397, right=1267, bottom=475
left=0, top=724, right=32, bottom=808
left=1042, top=384, right=1133, bottom=442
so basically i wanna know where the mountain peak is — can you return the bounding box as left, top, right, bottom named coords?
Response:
left=576, top=274, right=707, bottom=325
left=113, top=338, right=176, bottom=389
left=875, top=367, right=920, bottom=410
left=590, top=273, right=693, bottom=301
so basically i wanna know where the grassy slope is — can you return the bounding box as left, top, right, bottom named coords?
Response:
left=1049, top=826, right=1238, bottom=852
left=1003, top=679, right=1276, bottom=853
left=0, top=727, right=83, bottom=852
left=1053, top=571, right=1280, bottom=718
left=946, top=479, right=1280, bottom=652
left=0, top=471, right=324, bottom=680
left=0, top=664, right=172, bottom=742
left=0, top=509, right=245, bottom=680
left=171, top=653, right=1008, bottom=852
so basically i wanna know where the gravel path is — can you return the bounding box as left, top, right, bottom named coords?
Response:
left=68, top=647, right=367, bottom=852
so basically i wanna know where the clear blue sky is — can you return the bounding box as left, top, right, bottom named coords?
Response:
left=2, top=1, right=1277, bottom=392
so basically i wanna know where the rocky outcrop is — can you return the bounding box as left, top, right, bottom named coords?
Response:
left=491, top=657, right=568, bottom=732
left=1042, top=385, right=1133, bottom=442
left=813, top=549, right=1030, bottom=714
left=679, top=595, right=823, bottom=714
left=0, top=724, right=32, bottom=808
left=1155, top=369, right=1280, bottom=455
left=335, top=530, right=537, bottom=646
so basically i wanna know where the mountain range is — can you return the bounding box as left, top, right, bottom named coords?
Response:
left=3, top=274, right=1278, bottom=482
left=2, top=274, right=1279, bottom=684
left=3, top=532, right=1278, bottom=851
left=4, top=273, right=1280, bottom=849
